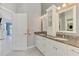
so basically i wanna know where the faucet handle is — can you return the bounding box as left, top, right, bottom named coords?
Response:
left=62, top=35, right=64, bottom=38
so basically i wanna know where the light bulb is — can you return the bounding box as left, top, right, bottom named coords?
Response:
left=62, top=3, right=67, bottom=7
left=57, top=6, right=61, bottom=10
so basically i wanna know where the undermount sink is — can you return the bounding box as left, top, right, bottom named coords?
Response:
left=39, top=34, right=47, bottom=36
left=54, top=37, right=68, bottom=41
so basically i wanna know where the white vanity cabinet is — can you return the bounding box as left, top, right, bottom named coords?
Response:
left=55, top=41, right=68, bottom=56
left=45, top=38, right=68, bottom=56
left=44, top=37, right=57, bottom=56
left=67, top=45, right=79, bottom=56
left=35, top=35, right=68, bottom=56
left=35, top=35, right=46, bottom=55
left=35, top=35, right=57, bottom=56
left=35, top=35, right=79, bottom=56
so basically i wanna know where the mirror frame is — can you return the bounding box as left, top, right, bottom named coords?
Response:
left=57, top=5, right=76, bottom=33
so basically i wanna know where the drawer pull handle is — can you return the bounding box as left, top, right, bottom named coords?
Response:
left=72, top=49, right=79, bottom=54
left=53, top=47, right=57, bottom=50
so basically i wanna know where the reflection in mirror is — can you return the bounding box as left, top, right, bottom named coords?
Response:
left=43, top=14, right=47, bottom=32
left=59, top=12, right=65, bottom=31
left=48, top=10, right=52, bottom=27
left=40, top=14, right=47, bottom=32
left=59, top=9, right=73, bottom=31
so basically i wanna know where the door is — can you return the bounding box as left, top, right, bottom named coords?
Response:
left=13, top=13, right=27, bottom=50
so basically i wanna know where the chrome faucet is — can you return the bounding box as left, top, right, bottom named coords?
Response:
left=62, top=35, right=64, bottom=38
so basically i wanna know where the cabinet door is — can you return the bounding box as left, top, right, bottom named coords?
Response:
left=46, top=39, right=68, bottom=56
left=67, top=45, right=79, bottom=56
left=55, top=41, right=68, bottom=56
left=35, top=35, right=46, bottom=55
left=35, top=35, right=43, bottom=49
left=45, top=38, right=57, bottom=56
left=47, top=39, right=68, bottom=56
left=35, top=35, right=57, bottom=56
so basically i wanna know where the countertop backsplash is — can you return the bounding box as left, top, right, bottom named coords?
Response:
left=56, top=32, right=79, bottom=40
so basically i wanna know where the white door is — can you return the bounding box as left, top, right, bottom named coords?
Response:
left=13, top=13, right=27, bottom=50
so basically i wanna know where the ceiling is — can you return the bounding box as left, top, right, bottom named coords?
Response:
left=0, top=3, right=63, bottom=15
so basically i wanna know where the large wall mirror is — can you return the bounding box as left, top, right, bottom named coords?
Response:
left=58, top=5, right=76, bottom=33
left=40, top=14, right=47, bottom=32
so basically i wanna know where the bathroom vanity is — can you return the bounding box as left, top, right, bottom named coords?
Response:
left=35, top=4, right=79, bottom=56
left=35, top=33, right=79, bottom=56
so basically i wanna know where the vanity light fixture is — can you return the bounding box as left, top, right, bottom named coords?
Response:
left=62, top=3, right=67, bottom=7
left=57, top=6, right=61, bottom=10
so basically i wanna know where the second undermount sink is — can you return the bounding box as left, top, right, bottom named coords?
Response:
left=54, top=37, right=68, bottom=41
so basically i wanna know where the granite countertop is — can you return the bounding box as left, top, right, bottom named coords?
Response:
left=35, top=33, right=79, bottom=48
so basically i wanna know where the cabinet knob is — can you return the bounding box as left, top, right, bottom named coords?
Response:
left=53, top=47, right=57, bottom=50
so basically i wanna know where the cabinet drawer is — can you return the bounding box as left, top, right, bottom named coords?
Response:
left=45, top=38, right=68, bottom=56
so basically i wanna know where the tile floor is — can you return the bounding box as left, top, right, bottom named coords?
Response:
left=6, top=47, right=44, bottom=56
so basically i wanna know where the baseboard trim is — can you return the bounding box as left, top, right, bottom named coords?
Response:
left=35, top=47, right=45, bottom=56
